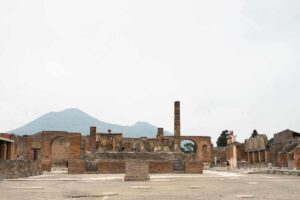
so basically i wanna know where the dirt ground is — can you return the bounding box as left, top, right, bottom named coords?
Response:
left=0, top=170, right=299, bottom=200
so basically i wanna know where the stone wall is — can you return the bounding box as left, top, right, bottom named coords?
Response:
left=149, top=161, right=173, bottom=173
left=185, top=161, right=203, bottom=174
left=124, top=160, right=149, bottom=181
left=0, top=160, right=42, bottom=180
left=212, top=147, right=227, bottom=164
left=294, top=146, right=300, bottom=170
left=97, top=161, right=125, bottom=173
left=68, top=160, right=86, bottom=174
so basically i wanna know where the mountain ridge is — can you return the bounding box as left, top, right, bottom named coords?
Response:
left=9, top=108, right=172, bottom=137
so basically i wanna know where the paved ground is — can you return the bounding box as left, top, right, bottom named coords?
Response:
left=0, top=170, right=299, bottom=200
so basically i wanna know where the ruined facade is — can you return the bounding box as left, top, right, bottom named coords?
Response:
left=214, top=129, right=300, bottom=170
left=0, top=101, right=212, bottom=175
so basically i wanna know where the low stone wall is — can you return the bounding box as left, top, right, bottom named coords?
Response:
left=294, top=146, right=300, bottom=170
left=124, top=160, right=149, bottom=181
left=68, top=160, right=86, bottom=174
left=185, top=161, right=203, bottom=174
left=0, top=160, right=42, bottom=180
left=94, top=152, right=184, bottom=161
left=97, top=161, right=125, bottom=174
left=149, top=161, right=173, bottom=173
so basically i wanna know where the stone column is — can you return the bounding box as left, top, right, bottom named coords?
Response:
left=252, top=152, right=255, bottom=164
left=157, top=128, right=164, bottom=151
left=232, top=143, right=237, bottom=168
left=112, top=138, right=116, bottom=151
left=89, top=127, right=97, bottom=151
left=265, top=150, right=268, bottom=163
left=1, top=143, right=7, bottom=160
left=247, top=152, right=250, bottom=163
left=174, top=101, right=181, bottom=152
left=6, top=142, right=13, bottom=160
left=258, top=151, right=261, bottom=163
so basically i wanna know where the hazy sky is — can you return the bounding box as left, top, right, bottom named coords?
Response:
left=1, top=0, right=300, bottom=144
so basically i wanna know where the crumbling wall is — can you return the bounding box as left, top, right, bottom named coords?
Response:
left=97, top=161, right=125, bottom=173
left=294, top=146, right=300, bottom=170
left=68, top=160, right=86, bottom=174
left=185, top=161, right=204, bottom=174
left=149, top=161, right=173, bottom=173
left=0, top=160, right=42, bottom=180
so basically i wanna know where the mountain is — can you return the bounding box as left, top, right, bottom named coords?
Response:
left=9, top=108, right=172, bottom=137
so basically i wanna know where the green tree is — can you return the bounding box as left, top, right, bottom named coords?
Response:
left=183, top=142, right=196, bottom=152
left=216, top=130, right=228, bottom=147
left=251, top=129, right=258, bottom=138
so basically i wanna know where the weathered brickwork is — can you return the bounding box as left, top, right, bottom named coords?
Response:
left=0, top=160, right=42, bottom=180
left=124, top=160, right=149, bottom=181
left=149, top=161, right=173, bottom=173
left=185, top=161, right=204, bottom=174
left=68, top=160, right=86, bottom=174
left=1, top=101, right=213, bottom=175
left=97, top=161, right=125, bottom=174
left=294, top=146, right=300, bottom=170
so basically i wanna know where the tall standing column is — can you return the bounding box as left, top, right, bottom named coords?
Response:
left=174, top=101, right=181, bottom=152
left=232, top=144, right=237, bottom=168
left=89, top=127, right=97, bottom=151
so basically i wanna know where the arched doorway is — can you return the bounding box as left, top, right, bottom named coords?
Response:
left=181, top=140, right=197, bottom=162
left=51, top=137, right=71, bottom=167
left=181, top=140, right=197, bottom=153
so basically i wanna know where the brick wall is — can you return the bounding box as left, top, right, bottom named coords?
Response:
left=97, top=161, right=125, bottom=173
left=68, top=160, right=86, bottom=174
left=0, top=160, right=42, bottom=180
left=149, top=161, right=173, bottom=173
left=185, top=161, right=203, bottom=174
left=294, top=146, right=300, bottom=170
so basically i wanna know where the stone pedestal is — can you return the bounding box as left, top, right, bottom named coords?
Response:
left=124, top=160, right=149, bottom=181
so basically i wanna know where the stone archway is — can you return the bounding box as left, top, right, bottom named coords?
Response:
left=51, top=136, right=71, bottom=167
left=180, top=136, right=212, bottom=162
left=181, top=139, right=197, bottom=161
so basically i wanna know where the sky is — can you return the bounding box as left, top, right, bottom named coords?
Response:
left=1, top=0, right=300, bottom=144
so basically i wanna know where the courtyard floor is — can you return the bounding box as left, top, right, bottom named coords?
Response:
left=0, top=170, right=299, bottom=200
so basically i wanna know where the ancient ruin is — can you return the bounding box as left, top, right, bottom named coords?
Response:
left=213, top=129, right=300, bottom=171
left=0, top=101, right=210, bottom=178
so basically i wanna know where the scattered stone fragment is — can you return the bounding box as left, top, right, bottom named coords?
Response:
left=235, top=194, right=254, bottom=198
left=9, top=187, right=44, bottom=189
left=248, top=182, right=258, bottom=185
left=130, top=186, right=151, bottom=189
left=188, top=186, right=204, bottom=189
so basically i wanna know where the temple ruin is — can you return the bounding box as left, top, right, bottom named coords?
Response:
left=0, top=101, right=211, bottom=178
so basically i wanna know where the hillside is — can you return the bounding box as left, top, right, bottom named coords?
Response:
left=9, top=108, right=171, bottom=137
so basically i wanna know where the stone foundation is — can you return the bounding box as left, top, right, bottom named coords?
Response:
left=294, top=146, right=300, bottom=170
left=124, top=160, right=149, bottom=181
left=149, top=161, right=173, bottom=173
left=97, top=161, right=125, bottom=174
left=0, top=160, right=42, bottom=180
left=185, top=161, right=204, bottom=174
left=68, top=160, right=86, bottom=174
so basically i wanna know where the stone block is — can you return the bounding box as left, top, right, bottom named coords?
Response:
left=124, top=160, right=149, bottom=181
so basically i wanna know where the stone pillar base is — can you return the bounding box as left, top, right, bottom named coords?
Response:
left=124, top=160, right=149, bottom=181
